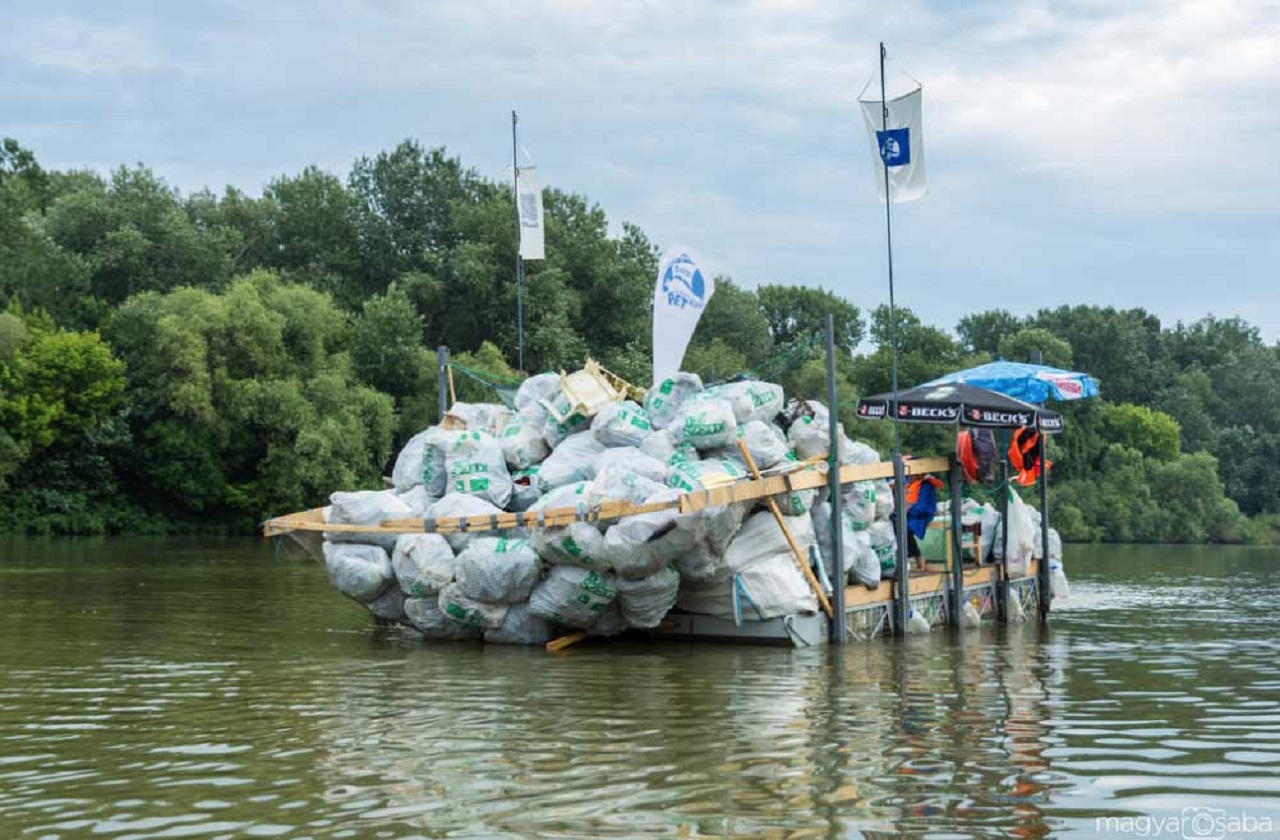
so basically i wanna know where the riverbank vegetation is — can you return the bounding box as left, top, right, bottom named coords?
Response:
left=1, top=138, right=1274, bottom=543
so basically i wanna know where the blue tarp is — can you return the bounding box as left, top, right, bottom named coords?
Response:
left=925, top=361, right=1100, bottom=405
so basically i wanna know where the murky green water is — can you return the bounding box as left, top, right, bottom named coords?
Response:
left=1, top=539, right=1278, bottom=838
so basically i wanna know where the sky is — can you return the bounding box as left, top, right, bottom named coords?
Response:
left=5, top=0, right=1280, bottom=341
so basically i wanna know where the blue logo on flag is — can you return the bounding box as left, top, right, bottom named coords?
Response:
left=661, top=254, right=706, bottom=310
left=876, top=128, right=910, bottom=167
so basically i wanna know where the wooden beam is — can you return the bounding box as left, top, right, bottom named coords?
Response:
left=263, top=455, right=956, bottom=540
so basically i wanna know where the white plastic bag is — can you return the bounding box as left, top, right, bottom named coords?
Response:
left=868, top=520, right=897, bottom=577
left=485, top=603, right=554, bottom=645
left=670, top=397, right=738, bottom=451
left=537, top=433, right=606, bottom=493
left=592, top=400, right=653, bottom=448
left=644, top=373, right=704, bottom=429
left=531, top=520, right=612, bottom=573
left=323, top=542, right=393, bottom=602
left=605, top=499, right=697, bottom=580
left=595, top=446, right=668, bottom=484
left=392, top=428, right=431, bottom=491
left=842, top=481, right=877, bottom=530
left=638, top=429, right=677, bottom=464
left=738, top=420, right=789, bottom=469
left=498, top=415, right=550, bottom=470
left=706, top=380, right=785, bottom=425
left=395, top=484, right=434, bottom=517
left=676, top=511, right=818, bottom=620
left=528, top=566, right=618, bottom=629
left=616, top=566, right=680, bottom=628
left=392, top=533, right=455, bottom=597
left=426, top=493, right=508, bottom=552
left=515, top=372, right=561, bottom=418
left=1001, top=489, right=1037, bottom=577
left=326, top=490, right=413, bottom=550
left=444, top=431, right=513, bottom=509
left=454, top=537, right=542, bottom=604
left=404, top=596, right=483, bottom=640
left=421, top=428, right=459, bottom=497
left=437, top=583, right=509, bottom=630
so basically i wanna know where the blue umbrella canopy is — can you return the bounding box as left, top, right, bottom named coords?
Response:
left=925, top=361, right=1100, bottom=404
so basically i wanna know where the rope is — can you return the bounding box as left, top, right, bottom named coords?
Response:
left=746, top=333, right=824, bottom=384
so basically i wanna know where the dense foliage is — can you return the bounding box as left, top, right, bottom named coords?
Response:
left=0, top=137, right=1274, bottom=543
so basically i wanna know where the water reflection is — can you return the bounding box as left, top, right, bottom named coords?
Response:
left=0, top=540, right=1278, bottom=838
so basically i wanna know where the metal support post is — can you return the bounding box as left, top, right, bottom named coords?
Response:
left=997, top=458, right=1010, bottom=623
left=1038, top=432, right=1052, bottom=622
left=892, top=454, right=910, bottom=634
left=436, top=345, right=450, bottom=423
left=825, top=315, right=847, bottom=643
left=949, top=455, right=966, bottom=629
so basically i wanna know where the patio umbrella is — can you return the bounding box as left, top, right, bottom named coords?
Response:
left=924, top=360, right=1099, bottom=404
left=855, top=381, right=1063, bottom=433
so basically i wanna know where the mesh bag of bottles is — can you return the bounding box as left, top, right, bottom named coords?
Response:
left=670, top=398, right=738, bottom=451
left=454, top=537, right=542, bottom=604
left=707, top=380, right=785, bottom=425
left=592, top=400, right=653, bottom=448
left=392, top=534, right=455, bottom=597
left=485, top=603, right=555, bottom=645
left=615, top=565, right=680, bottom=628
left=438, top=583, right=509, bottom=630
left=528, top=566, right=618, bottom=629
left=404, top=595, right=483, bottom=640
left=444, top=431, right=513, bottom=509
left=644, top=373, right=704, bottom=430
left=323, top=542, right=393, bottom=602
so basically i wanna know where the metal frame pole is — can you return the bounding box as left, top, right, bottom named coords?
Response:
left=879, top=42, right=901, bottom=461
left=997, top=455, right=1010, bottom=623
left=825, top=315, right=847, bottom=644
left=892, top=454, right=910, bottom=634
left=511, top=110, right=526, bottom=374
left=436, top=345, right=450, bottom=422
left=949, top=455, right=966, bottom=629
left=1038, top=432, right=1052, bottom=622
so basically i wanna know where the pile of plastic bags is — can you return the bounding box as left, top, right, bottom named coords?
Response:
left=318, top=368, right=898, bottom=644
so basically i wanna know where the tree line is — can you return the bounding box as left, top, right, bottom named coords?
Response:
left=0, top=137, right=1272, bottom=543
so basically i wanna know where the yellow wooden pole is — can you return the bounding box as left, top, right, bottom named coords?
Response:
left=737, top=439, right=834, bottom=619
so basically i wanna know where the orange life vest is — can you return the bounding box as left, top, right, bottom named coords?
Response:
left=1008, top=428, right=1051, bottom=486
left=905, top=474, right=945, bottom=505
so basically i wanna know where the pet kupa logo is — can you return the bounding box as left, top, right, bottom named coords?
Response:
left=661, top=253, right=707, bottom=310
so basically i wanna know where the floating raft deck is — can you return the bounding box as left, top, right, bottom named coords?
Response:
left=265, top=455, right=1044, bottom=647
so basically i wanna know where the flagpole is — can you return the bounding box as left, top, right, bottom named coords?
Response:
left=879, top=42, right=899, bottom=459
left=512, top=110, right=526, bottom=374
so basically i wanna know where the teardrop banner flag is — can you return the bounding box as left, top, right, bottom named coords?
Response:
left=516, top=165, right=545, bottom=260
left=652, top=245, right=714, bottom=385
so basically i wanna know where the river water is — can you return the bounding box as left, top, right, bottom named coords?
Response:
left=1, top=539, right=1278, bottom=839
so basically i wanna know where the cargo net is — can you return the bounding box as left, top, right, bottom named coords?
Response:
left=264, top=364, right=915, bottom=646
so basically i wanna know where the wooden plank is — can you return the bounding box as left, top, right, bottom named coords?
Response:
left=264, top=454, right=956, bottom=539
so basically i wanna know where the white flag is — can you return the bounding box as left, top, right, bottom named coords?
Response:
left=858, top=86, right=926, bottom=203
left=515, top=165, right=545, bottom=260
left=652, top=245, right=714, bottom=385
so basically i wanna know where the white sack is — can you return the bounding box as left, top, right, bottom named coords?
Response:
left=392, top=533, right=455, bottom=597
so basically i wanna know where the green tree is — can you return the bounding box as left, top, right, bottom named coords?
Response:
left=756, top=284, right=862, bottom=350
left=998, top=327, right=1074, bottom=368
left=106, top=271, right=393, bottom=523
left=956, top=309, right=1025, bottom=355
